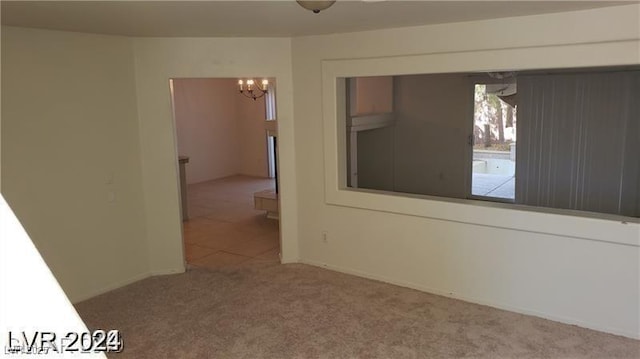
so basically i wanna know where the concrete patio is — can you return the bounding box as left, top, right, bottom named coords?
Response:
left=472, top=173, right=515, bottom=199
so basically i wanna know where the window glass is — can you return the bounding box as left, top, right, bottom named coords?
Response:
left=345, top=68, right=640, bottom=218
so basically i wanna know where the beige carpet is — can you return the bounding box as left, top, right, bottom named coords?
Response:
left=75, top=262, right=640, bottom=358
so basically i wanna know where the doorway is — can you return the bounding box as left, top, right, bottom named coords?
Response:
left=170, top=77, right=281, bottom=269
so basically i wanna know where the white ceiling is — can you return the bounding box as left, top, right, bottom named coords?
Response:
left=1, top=1, right=636, bottom=38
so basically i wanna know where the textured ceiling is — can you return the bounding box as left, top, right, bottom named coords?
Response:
left=1, top=1, right=635, bottom=37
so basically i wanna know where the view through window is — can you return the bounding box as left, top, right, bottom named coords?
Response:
left=345, top=68, right=639, bottom=218
left=471, top=83, right=517, bottom=200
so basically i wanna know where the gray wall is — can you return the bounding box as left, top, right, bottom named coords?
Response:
left=356, top=73, right=473, bottom=198
left=357, top=126, right=394, bottom=191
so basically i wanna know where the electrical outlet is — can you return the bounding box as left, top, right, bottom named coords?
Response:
left=322, top=231, right=328, bottom=243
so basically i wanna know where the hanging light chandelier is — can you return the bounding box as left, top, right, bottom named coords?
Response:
left=238, top=78, right=269, bottom=100
left=296, top=1, right=336, bottom=13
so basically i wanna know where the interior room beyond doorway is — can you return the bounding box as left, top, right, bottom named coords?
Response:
left=170, top=77, right=280, bottom=268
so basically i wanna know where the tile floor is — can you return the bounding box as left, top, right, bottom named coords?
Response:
left=183, top=175, right=280, bottom=269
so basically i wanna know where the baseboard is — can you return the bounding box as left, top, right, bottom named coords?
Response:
left=150, top=267, right=186, bottom=276
left=71, top=271, right=152, bottom=304
left=280, top=255, right=299, bottom=264
left=299, top=259, right=640, bottom=340
left=70, top=266, right=187, bottom=304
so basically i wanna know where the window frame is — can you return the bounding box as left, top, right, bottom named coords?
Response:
left=321, top=42, right=640, bottom=247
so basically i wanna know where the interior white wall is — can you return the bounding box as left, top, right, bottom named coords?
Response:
left=172, top=78, right=241, bottom=184
left=132, top=37, right=297, bottom=274
left=292, top=4, right=640, bottom=339
left=0, top=195, right=106, bottom=358
left=172, top=78, right=269, bottom=184
left=1, top=26, right=149, bottom=302
left=237, top=90, right=269, bottom=178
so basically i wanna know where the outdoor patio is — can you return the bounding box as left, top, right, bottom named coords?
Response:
left=472, top=173, right=515, bottom=199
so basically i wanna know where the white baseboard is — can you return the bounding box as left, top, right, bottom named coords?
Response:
left=150, top=267, right=186, bottom=276
left=280, top=256, right=298, bottom=264
left=71, top=267, right=186, bottom=304
left=299, top=259, right=639, bottom=340
left=71, top=271, right=152, bottom=304
left=69, top=268, right=185, bottom=304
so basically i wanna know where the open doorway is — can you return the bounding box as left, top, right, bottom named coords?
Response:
left=170, top=77, right=281, bottom=269
left=471, top=81, right=517, bottom=201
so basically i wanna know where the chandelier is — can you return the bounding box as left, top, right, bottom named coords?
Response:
left=238, top=79, right=268, bottom=100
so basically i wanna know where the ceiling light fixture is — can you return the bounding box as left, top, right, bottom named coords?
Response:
left=238, top=79, right=269, bottom=100
left=296, top=1, right=336, bottom=14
